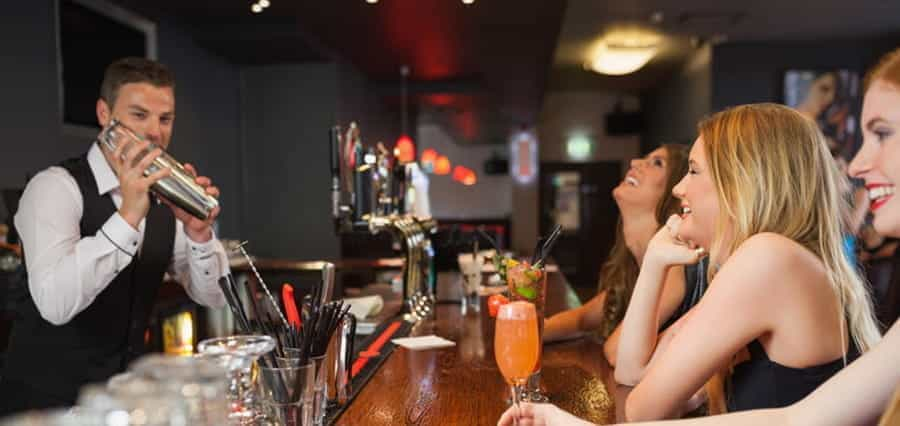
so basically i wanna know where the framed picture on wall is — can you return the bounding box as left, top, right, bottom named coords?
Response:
left=57, top=0, right=156, bottom=133
left=783, top=69, right=862, bottom=166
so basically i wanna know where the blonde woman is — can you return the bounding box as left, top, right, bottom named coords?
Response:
left=498, top=47, right=900, bottom=426
left=615, top=103, right=880, bottom=419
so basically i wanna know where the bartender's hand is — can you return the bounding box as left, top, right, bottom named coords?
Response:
left=107, top=137, right=171, bottom=230
left=160, top=163, right=220, bottom=243
left=497, top=403, right=595, bottom=426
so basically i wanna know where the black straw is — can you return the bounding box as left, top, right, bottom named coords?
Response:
left=536, top=224, right=563, bottom=267
left=530, top=235, right=545, bottom=264
left=476, top=226, right=501, bottom=252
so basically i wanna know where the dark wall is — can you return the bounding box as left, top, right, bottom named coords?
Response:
left=643, top=45, right=712, bottom=151
left=240, top=63, right=341, bottom=260
left=0, top=2, right=76, bottom=199
left=158, top=22, right=242, bottom=239
left=336, top=62, right=403, bottom=148
left=712, top=37, right=900, bottom=111
left=0, top=1, right=243, bottom=240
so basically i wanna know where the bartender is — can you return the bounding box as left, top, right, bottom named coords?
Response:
left=0, top=57, right=228, bottom=414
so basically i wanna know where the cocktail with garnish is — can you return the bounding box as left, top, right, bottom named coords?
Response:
left=504, top=258, right=548, bottom=402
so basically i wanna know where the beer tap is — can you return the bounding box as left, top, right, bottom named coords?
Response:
left=329, top=122, right=437, bottom=321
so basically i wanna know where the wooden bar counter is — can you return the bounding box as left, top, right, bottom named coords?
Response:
left=336, top=271, right=627, bottom=425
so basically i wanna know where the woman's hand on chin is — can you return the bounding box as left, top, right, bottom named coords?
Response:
left=645, top=215, right=707, bottom=268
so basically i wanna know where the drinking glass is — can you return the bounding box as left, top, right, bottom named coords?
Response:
left=310, top=355, right=328, bottom=426
left=258, top=363, right=316, bottom=426
left=128, top=354, right=229, bottom=425
left=494, top=301, right=540, bottom=426
left=197, top=335, right=276, bottom=425
left=457, top=253, right=485, bottom=315
left=506, top=261, right=548, bottom=402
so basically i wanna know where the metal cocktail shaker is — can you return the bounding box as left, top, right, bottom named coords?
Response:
left=96, top=119, right=219, bottom=220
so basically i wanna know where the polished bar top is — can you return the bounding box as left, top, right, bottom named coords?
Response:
left=230, top=256, right=405, bottom=272
left=336, top=271, right=626, bottom=425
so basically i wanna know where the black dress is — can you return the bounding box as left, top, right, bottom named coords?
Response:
left=727, top=339, right=859, bottom=412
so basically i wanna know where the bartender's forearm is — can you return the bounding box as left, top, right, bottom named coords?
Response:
left=171, top=223, right=228, bottom=308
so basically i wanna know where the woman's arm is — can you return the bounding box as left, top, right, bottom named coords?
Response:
left=501, top=320, right=900, bottom=426
left=544, top=291, right=607, bottom=343
left=605, top=265, right=685, bottom=366
left=624, top=234, right=798, bottom=421
left=613, top=261, right=671, bottom=385
left=615, top=217, right=702, bottom=385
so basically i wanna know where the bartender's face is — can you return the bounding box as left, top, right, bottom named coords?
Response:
left=96, top=82, right=175, bottom=149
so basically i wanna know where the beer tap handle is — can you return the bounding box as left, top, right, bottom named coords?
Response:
left=330, top=126, right=343, bottom=223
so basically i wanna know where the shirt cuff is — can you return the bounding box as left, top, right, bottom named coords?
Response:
left=102, top=212, right=144, bottom=257
left=186, top=231, right=219, bottom=258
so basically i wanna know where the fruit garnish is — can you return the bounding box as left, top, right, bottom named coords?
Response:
left=488, top=294, right=510, bottom=317
left=514, top=285, right=536, bottom=300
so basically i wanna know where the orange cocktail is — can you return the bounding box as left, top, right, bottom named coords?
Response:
left=505, top=259, right=548, bottom=402
left=494, top=301, right=539, bottom=422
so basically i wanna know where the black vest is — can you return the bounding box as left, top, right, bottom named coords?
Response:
left=2, top=153, right=175, bottom=405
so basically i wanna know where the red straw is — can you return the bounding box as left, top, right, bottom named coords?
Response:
left=282, top=284, right=302, bottom=327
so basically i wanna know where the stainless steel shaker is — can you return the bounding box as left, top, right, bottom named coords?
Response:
left=96, top=119, right=220, bottom=220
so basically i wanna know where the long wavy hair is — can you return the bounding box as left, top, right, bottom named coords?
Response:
left=597, top=144, right=690, bottom=338
left=698, top=103, right=881, bottom=413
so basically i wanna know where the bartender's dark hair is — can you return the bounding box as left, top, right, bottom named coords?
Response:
left=99, top=57, right=175, bottom=107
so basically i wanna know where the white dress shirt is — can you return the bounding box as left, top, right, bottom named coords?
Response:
left=14, top=143, right=227, bottom=325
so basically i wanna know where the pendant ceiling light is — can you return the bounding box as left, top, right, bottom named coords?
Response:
left=394, top=65, right=417, bottom=163
left=585, top=28, right=661, bottom=76
left=586, top=40, right=658, bottom=76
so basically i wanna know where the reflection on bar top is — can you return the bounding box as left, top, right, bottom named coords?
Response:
left=229, top=257, right=405, bottom=272
left=228, top=256, right=559, bottom=274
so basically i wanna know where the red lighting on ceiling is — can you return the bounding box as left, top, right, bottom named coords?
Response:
left=452, top=165, right=477, bottom=185
left=394, top=134, right=416, bottom=163
left=434, top=155, right=452, bottom=175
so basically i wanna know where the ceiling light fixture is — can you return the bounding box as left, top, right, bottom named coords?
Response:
left=462, top=0, right=475, bottom=4
left=259, top=0, right=270, bottom=7
left=366, top=0, right=378, bottom=3
left=586, top=40, right=658, bottom=76
left=251, top=3, right=262, bottom=13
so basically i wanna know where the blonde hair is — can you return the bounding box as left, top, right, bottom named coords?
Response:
left=698, top=103, right=881, bottom=412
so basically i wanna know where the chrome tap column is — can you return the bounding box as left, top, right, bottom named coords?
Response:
left=329, top=123, right=437, bottom=321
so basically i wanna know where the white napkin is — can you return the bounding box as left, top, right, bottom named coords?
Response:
left=392, top=335, right=456, bottom=351
left=341, top=295, right=384, bottom=320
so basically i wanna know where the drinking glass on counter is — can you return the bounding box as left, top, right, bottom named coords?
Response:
left=127, top=354, right=229, bottom=425
left=77, top=382, right=189, bottom=426
left=457, top=252, right=486, bottom=315
left=257, top=363, right=316, bottom=426
left=505, top=259, right=549, bottom=402
left=197, top=335, right=276, bottom=425
left=494, top=301, right=540, bottom=426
